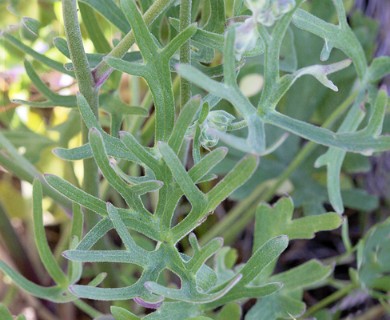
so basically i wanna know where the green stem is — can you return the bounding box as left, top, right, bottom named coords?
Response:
left=62, top=0, right=96, bottom=105
left=93, top=0, right=175, bottom=86
left=301, top=283, right=356, bottom=318
left=62, top=0, right=99, bottom=228
left=200, top=90, right=358, bottom=245
left=179, top=0, right=192, bottom=107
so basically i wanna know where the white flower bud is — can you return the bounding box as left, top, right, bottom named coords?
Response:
left=207, top=110, right=236, bottom=132
left=234, top=18, right=258, bottom=60
left=199, top=127, right=219, bottom=149
left=199, top=111, right=236, bottom=149
left=244, top=0, right=296, bottom=27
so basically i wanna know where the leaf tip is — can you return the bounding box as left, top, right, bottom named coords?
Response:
left=133, top=296, right=163, bottom=309
left=118, top=131, right=127, bottom=140
left=62, top=250, right=70, bottom=259
left=88, top=127, right=100, bottom=138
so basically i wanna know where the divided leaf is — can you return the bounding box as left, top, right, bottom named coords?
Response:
left=254, top=197, right=342, bottom=250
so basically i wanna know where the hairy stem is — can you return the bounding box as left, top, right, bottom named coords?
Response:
left=62, top=0, right=99, bottom=228
left=179, top=0, right=192, bottom=107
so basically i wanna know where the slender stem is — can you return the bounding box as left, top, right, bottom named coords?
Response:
left=62, top=0, right=97, bottom=105
left=200, top=90, right=358, bottom=245
left=93, top=0, right=175, bottom=86
left=179, top=0, right=192, bottom=107
left=62, top=0, right=99, bottom=228
left=301, top=283, right=356, bottom=318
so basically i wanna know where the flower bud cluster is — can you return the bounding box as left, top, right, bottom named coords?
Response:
left=234, top=0, right=295, bottom=59
left=245, top=0, right=296, bottom=26
left=199, top=111, right=235, bottom=149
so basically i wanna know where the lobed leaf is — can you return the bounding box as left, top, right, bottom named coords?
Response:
left=254, top=197, right=342, bottom=250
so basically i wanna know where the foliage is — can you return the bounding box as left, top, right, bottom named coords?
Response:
left=0, top=0, right=389, bottom=319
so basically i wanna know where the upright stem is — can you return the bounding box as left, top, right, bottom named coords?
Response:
left=62, top=0, right=99, bottom=228
left=179, top=0, right=192, bottom=107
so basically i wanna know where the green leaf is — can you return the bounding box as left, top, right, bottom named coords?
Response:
left=111, top=306, right=140, bottom=320
left=161, top=23, right=197, bottom=59
left=45, top=174, right=160, bottom=241
left=0, top=304, right=13, bottom=320
left=145, top=273, right=243, bottom=303
left=204, top=0, right=225, bottom=33
left=254, top=197, right=342, bottom=250
left=159, top=142, right=206, bottom=209
left=279, top=27, right=297, bottom=72
left=54, top=94, right=139, bottom=162
left=217, top=303, right=241, bottom=320
left=105, top=57, right=147, bottom=78
left=292, top=8, right=367, bottom=78
left=241, top=236, right=288, bottom=286
left=23, top=60, right=76, bottom=107
left=100, top=93, right=149, bottom=117
left=33, top=179, right=68, bottom=287
left=248, top=260, right=333, bottom=319
left=207, top=281, right=282, bottom=309
left=265, top=110, right=390, bottom=154
left=79, top=0, right=130, bottom=33
left=120, top=0, right=159, bottom=62
left=168, top=96, right=201, bottom=154
left=2, top=32, right=73, bottom=76
left=246, top=294, right=306, bottom=320
left=362, top=89, right=387, bottom=138
left=143, top=302, right=201, bottom=320
left=119, top=131, right=161, bottom=174
left=44, top=174, right=107, bottom=216
left=206, top=155, right=259, bottom=212
left=269, top=260, right=333, bottom=290
left=0, top=261, right=73, bottom=302
left=187, top=236, right=223, bottom=273
left=106, top=202, right=150, bottom=263
left=79, top=2, right=111, bottom=53
left=188, top=147, right=228, bottom=183
left=21, top=17, right=40, bottom=41
left=89, top=128, right=148, bottom=213
left=358, top=218, right=390, bottom=293
left=367, top=56, right=390, bottom=82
